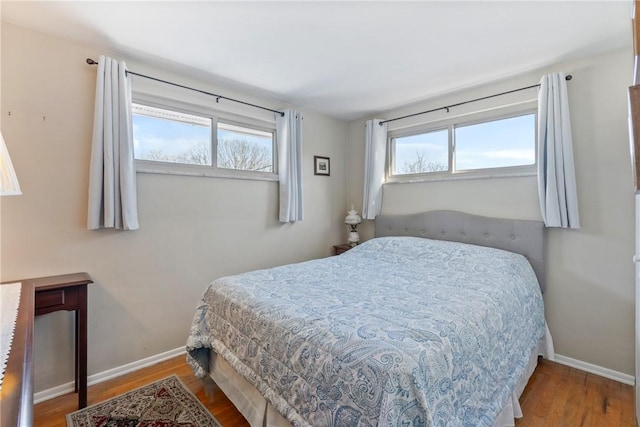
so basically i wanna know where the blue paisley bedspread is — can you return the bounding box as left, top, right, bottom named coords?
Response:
left=186, top=236, right=546, bottom=427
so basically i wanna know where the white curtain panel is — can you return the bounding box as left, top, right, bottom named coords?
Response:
left=362, top=119, right=388, bottom=220
left=537, top=72, right=580, bottom=229
left=276, top=109, right=304, bottom=223
left=87, top=55, right=139, bottom=230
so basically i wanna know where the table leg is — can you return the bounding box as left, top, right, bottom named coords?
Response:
left=77, top=285, right=88, bottom=408
left=74, top=309, right=79, bottom=393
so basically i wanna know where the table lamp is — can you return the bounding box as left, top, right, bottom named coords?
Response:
left=0, top=132, right=21, bottom=196
left=345, top=205, right=362, bottom=246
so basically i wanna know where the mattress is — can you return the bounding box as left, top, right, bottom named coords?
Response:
left=187, top=236, right=549, bottom=426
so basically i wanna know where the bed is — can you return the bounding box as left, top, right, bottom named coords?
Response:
left=186, top=210, right=554, bottom=427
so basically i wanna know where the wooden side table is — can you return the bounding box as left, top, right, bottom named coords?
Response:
left=333, top=243, right=353, bottom=255
left=30, top=273, right=93, bottom=409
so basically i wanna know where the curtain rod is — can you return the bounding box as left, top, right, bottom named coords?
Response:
left=378, top=74, right=572, bottom=126
left=85, top=58, right=285, bottom=117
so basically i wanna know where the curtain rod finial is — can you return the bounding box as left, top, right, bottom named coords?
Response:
left=86, top=58, right=98, bottom=65
left=565, top=74, right=572, bottom=81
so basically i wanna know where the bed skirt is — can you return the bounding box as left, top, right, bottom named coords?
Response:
left=206, top=324, right=555, bottom=427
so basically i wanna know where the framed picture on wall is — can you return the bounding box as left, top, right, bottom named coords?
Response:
left=314, top=156, right=330, bottom=176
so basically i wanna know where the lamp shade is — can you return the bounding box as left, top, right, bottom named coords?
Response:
left=345, top=205, right=362, bottom=225
left=0, top=132, right=22, bottom=196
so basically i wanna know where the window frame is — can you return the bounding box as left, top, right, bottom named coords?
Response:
left=131, top=93, right=278, bottom=182
left=386, top=103, right=538, bottom=183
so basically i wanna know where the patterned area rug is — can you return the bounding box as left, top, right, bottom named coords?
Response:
left=66, top=375, right=222, bottom=427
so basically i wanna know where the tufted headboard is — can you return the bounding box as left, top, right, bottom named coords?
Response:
left=374, top=210, right=546, bottom=291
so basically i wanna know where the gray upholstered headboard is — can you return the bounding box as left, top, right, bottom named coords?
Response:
left=374, top=210, right=546, bottom=291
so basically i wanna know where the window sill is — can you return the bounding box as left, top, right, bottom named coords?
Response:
left=137, top=167, right=279, bottom=182
left=386, top=171, right=536, bottom=184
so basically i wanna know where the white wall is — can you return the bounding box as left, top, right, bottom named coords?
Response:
left=347, top=48, right=636, bottom=376
left=0, top=22, right=348, bottom=392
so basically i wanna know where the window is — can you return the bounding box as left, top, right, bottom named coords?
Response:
left=388, top=110, right=536, bottom=180
left=454, top=114, right=535, bottom=171
left=132, top=101, right=276, bottom=179
left=132, top=104, right=212, bottom=166
left=217, top=122, right=273, bottom=173
left=391, top=129, right=448, bottom=175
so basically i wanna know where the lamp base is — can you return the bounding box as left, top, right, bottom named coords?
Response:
left=348, top=231, right=360, bottom=247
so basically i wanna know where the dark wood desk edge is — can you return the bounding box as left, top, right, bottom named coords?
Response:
left=24, top=272, right=93, bottom=290
left=0, top=281, right=34, bottom=427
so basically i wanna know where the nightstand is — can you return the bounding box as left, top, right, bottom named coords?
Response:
left=333, top=243, right=353, bottom=255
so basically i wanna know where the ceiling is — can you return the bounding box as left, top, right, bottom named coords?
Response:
left=1, top=1, right=633, bottom=121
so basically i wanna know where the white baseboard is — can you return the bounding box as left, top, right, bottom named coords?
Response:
left=553, top=353, right=635, bottom=386
left=34, top=346, right=185, bottom=404
left=33, top=347, right=635, bottom=404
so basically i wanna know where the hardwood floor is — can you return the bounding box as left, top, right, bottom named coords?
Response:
left=34, top=355, right=249, bottom=427
left=516, top=359, right=634, bottom=427
left=34, top=355, right=634, bottom=426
